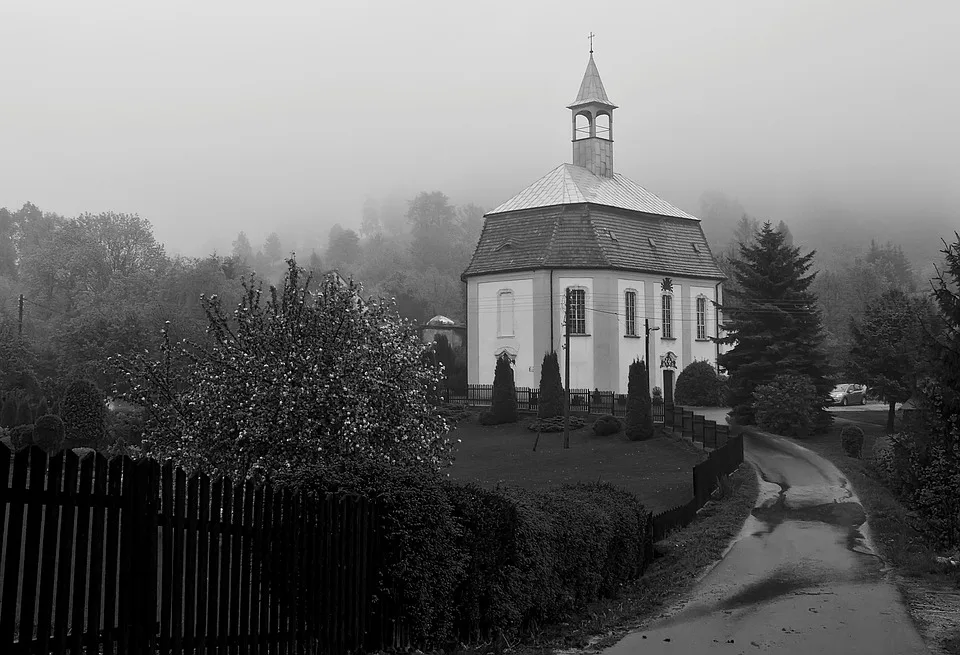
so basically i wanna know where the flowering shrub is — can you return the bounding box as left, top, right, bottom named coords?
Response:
left=116, top=258, right=452, bottom=481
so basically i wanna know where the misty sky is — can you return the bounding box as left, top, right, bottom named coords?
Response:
left=2, top=0, right=958, bottom=257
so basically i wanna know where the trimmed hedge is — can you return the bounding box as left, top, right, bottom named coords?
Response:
left=279, top=465, right=653, bottom=646
left=840, top=424, right=864, bottom=458
left=592, top=414, right=622, bottom=436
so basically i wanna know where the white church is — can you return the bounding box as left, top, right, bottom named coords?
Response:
left=461, top=50, right=726, bottom=402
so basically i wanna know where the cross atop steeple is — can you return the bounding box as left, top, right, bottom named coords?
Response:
left=588, top=31, right=595, bottom=54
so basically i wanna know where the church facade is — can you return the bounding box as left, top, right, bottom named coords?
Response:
left=461, top=52, right=725, bottom=399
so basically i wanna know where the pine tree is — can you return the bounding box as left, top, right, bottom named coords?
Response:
left=489, top=353, right=518, bottom=424
left=36, top=396, right=49, bottom=416
left=538, top=351, right=564, bottom=419
left=15, top=399, right=33, bottom=426
left=625, top=359, right=654, bottom=441
left=718, top=222, right=832, bottom=428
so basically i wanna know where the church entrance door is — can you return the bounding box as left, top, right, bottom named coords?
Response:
left=662, top=370, right=674, bottom=405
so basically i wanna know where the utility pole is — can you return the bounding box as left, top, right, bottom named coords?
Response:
left=564, top=288, right=571, bottom=449
left=18, top=294, right=24, bottom=338
left=645, top=318, right=660, bottom=392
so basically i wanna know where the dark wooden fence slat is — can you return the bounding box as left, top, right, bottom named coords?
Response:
left=228, top=482, right=244, bottom=655
left=16, top=448, right=49, bottom=648
left=194, top=474, right=211, bottom=655
left=184, top=474, right=199, bottom=655
left=135, top=459, right=161, bottom=654
left=102, top=455, right=125, bottom=655
left=69, top=454, right=95, bottom=654
left=248, top=486, right=264, bottom=655
left=288, top=492, right=301, bottom=654
left=319, top=495, right=331, bottom=652
left=85, top=454, right=109, bottom=654
left=53, top=450, right=80, bottom=654
left=116, top=456, right=136, bottom=655
left=206, top=478, right=224, bottom=655
left=159, top=461, right=175, bottom=655
left=239, top=481, right=254, bottom=655
left=217, top=478, right=234, bottom=655
left=0, top=448, right=30, bottom=646
left=259, top=486, right=274, bottom=655
left=0, top=443, right=12, bottom=561
left=268, top=489, right=282, bottom=655
left=35, top=451, right=65, bottom=655
left=172, top=467, right=187, bottom=655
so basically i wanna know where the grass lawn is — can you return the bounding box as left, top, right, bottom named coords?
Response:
left=792, top=410, right=960, bottom=655
left=448, top=415, right=706, bottom=514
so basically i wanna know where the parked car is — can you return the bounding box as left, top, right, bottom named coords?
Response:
left=831, top=383, right=866, bottom=406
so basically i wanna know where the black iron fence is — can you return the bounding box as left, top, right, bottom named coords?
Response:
left=452, top=385, right=665, bottom=422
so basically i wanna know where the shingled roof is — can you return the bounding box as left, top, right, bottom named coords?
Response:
left=488, top=164, right=697, bottom=218
left=462, top=203, right=725, bottom=281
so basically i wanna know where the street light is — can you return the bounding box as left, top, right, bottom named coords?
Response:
left=645, top=318, right=660, bottom=394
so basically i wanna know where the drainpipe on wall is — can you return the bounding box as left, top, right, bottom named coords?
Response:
left=549, top=269, right=555, bottom=351
left=714, top=279, right=722, bottom=371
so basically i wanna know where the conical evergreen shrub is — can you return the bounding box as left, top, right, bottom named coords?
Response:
left=61, top=379, right=107, bottom=448
left=538, top=351, right=565, bottom=419
left=625, top=359, right=654, bottom=441
left=16, top=399, right=33, bottom=426
left=484, top=353, right=518, bottom=425
left=0, top=395, right=17, bottom=428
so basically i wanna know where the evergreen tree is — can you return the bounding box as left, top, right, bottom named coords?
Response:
left=718, top=222, right=832, bottom=428
left=488, top=353, right=518, bottom=424
left=538, top=351, right=564, bottom=419
left=625, top=359, right=654, bottom=441
left=36, top=396, right=49, bottom=417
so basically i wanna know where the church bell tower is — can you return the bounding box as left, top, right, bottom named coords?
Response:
left=568, top=38, right=617, bottom=177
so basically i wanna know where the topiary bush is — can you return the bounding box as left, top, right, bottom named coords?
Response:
left=840, top=424, right=865, bottom=458
left=11, top=424, right=34, bottom=449
left=753, top=374, right=819, bottom=437
left=592, top=414, right=622, bottom=436
left=674, top=360, right=722, bottom=407
left=34, top=414, right=65, bottom=454
left=625, top=359, right=654, bottom=441
left=538, top=352, right=565, bottom=419
left=61, top=379, right=107, bottom=449
left=487, top=354, right=518, bottom=425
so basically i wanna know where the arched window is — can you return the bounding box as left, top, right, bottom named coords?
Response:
left=595, top=112, right=611, bottom=139
left=696, top=296, right=708, bottom=340
left=661, top=293, right=674, bottom=339
left=566, top=287, right=587, bottom=335
left=624, top=290, right=637, bottom=336
left=498, top=290, right=514, bottom=337
left=574, top=112, right=592, bottom=140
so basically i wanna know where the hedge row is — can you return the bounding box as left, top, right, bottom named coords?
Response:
left=281, top=461, right=653, bottom=646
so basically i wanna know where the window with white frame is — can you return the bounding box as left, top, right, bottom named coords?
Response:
left=696, top=296, right=707, bottom=340
left=566, top=288, right=586, bottom=335
left=661, top=293, right=673, bottom=339
left=497, top=290, right=514, bottom=337
left=624, top=290, right=637, bottom=336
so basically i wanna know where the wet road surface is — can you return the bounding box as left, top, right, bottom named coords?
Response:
left=602, top=416, right=929, bottom=654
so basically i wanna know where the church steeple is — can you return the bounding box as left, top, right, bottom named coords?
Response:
left=568, top=41, right=617, bottom=177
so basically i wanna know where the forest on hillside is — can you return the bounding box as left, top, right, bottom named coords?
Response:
left=0, top=190, right=944, bottom=403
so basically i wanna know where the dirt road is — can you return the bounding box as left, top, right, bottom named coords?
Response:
left=601, top=421, right=929, bottom=654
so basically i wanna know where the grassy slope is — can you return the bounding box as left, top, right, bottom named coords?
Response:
left=448, top=418, right=705, bottom=514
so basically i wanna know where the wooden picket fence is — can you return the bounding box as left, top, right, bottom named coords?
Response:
left=0, top=444, right=394, bottom=655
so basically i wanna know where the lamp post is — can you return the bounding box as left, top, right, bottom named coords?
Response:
left=645, top=318, right=660, bottom=391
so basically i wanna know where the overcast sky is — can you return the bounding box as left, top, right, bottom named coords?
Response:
left=2, top=0, right=958, bottom=256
